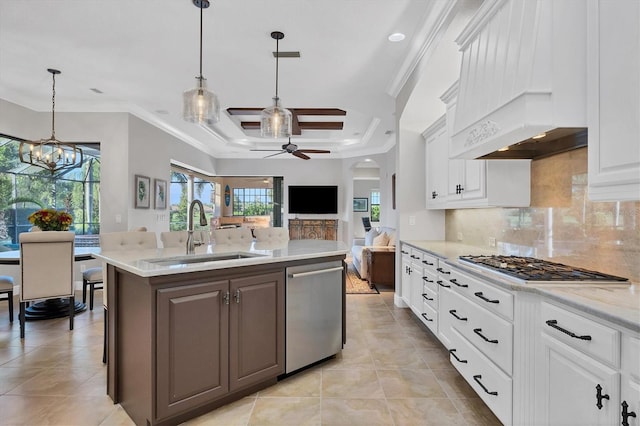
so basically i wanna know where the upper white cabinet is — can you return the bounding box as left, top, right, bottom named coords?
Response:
left=450, top=0, right=588, bottom=159
left=424, top=115, right=449, bottom=209
left=587, top=0, right=640, bottom=201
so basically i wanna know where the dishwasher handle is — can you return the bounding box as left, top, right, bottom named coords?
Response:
left=289, top=266, right=344, bottom=279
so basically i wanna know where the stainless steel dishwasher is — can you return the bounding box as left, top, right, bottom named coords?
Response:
left=286, top=260, right=344, bottom=373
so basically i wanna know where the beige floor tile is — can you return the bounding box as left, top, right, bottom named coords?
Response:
left=183, top=396, right=256, bottom=426
left=419, top=347, right=455, bottom=370
left=322, top=369, right=384, bottom=399
left=249, top=397, right=321, bottom=426
left=8, top=366, right=100, bottom=396
left=369, top=346, right=428, bottom=369
left=451, top=397, right=502, bottom=425
left=377, top=369, right=447, bottom=398
left=432, top=368, right=478, bottom=399
left=259, top=369, right=321, bottom=397
left=0, top=394, right=62, bottom=424
left=98, top=405, right=137, bottom=426
left=0, top=366, right=45, bottom=395
left=322, top=346, right=375, bottom=370
left=321, top=398, right=393, bottom=425
left=386, top=397, right=467, bottom=425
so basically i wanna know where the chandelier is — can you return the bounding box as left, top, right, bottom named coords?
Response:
left=19, top=68, right=83, bottom=175
left=183, top=0, right=220, bottom=125
left=260, top=31, right=292, bottom=138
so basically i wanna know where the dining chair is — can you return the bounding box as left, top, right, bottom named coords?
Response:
left=99, top=230, right=158, bottom=363
left=82, top=267, right=103, bottom=310
left=211, top=227, right=253, bottom=246
left=253, top=227, right=289, bottom=244
left=160, top=230, right=210, bottom=248
left=0, top=275, right=14, bottom=322
left=19, top=231, right=75, bottom=338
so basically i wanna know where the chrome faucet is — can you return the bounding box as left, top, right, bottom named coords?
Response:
left=186, top=199, right=208, bottom=254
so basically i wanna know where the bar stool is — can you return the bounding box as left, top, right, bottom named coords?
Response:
left=82, top=267, right=103, bottom=310
left=0, top=276, right=14, bottom=322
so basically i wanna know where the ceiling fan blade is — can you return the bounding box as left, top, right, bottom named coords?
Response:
left=250, top=149, right=285, bottom=152
left=264, top=151, right=286, bottom=158
left=296, top=149, right=331, bottom=154
left=292, top=151, right=311, bottom=160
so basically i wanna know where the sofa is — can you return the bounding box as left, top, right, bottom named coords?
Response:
left=351, top=227, right=396, bottom=281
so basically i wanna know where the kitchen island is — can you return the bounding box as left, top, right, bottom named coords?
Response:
left=94, top=239, right=348, bottom=426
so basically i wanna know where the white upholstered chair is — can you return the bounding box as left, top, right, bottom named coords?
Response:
left=253, top=227, right=289, bottom=244
left=19, top=231, right=76, bottom=338
left=0, top=275, right=14, bottom=322
left=100, top=230, right=158, bottom=363
left=160, top=230, right=210, bottom=248
left=212, top=227, right=253, bottom=246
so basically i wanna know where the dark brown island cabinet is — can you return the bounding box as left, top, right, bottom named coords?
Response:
left=106, top=263, right=289, bottom=426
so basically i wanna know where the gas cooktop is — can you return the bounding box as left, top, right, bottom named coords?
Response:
left=458, top=255, right=629, bottom=283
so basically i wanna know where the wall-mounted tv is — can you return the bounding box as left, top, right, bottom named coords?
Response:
left=288, top=185, right=338, bottom=214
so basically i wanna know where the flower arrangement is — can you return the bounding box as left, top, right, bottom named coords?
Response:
left=27, top=208, right=73, bottom=231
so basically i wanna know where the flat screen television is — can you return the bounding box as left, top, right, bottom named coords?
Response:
left=288, top=185, right=338, bottom=214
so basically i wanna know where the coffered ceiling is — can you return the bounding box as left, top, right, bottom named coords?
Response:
left=0, top=0, right=454, bottom=159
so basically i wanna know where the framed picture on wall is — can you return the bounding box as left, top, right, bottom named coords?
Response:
left=134, top=174, right=151, bottom=209
left=154, top=179, right=167, bottom=210
left=353, top=197, right=368, bottom=212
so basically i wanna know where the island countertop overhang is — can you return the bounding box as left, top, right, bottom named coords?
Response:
left=92, top=239, right=349, bottom=278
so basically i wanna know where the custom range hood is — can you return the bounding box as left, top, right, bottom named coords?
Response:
left=449, top=0, right=588, bottom=160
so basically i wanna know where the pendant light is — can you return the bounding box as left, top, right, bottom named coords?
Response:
left=260, top=31, right=292, bottom=138
left=18, top=68, right=83, bottom=175
left=183, top=0, right=220, bottom=126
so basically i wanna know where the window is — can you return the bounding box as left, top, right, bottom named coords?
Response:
left=370, top=190, right=380, bottom=222
left=169, top=170, right=216, bottom=231
left=0, top=134, right=100, bottom=249
left=232, top=188, right=273, bottom=216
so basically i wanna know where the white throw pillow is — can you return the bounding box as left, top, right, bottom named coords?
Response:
left=373, top=232, right=389, bottom=246
left=387, top=232, right=396, bottom=247
left=364, top=229, right=379, bottom=246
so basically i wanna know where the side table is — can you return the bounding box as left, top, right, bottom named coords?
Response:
left=365, top=247, right=395, bottom=288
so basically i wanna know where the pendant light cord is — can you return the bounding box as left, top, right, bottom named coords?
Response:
left=275, top=36, right=279, bottom=101
left=51, top=72, right=56, bottom=139
left=199, top=4, right=203, bottom=82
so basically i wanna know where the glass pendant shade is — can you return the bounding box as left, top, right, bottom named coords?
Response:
left=183, top=77, right=220, bottom=125
left=260, top=97, right=292, bottom=138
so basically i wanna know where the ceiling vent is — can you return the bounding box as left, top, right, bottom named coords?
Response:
left=273, top=51, right=300, bottom=58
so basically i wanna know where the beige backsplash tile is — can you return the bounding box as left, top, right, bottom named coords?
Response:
left=446, top=148, right=640, bottom=282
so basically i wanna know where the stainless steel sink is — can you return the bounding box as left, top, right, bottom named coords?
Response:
left=144, top=252, right=265, bottom=267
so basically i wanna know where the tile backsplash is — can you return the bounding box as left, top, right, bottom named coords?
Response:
left=445, top=148, right=640, bottom=282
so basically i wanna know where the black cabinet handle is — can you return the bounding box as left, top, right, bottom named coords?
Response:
left=622, top=401, right=637, bottom=426
left=449, top=349, right=467, bottom=364
left=422, top=276, right=434, bottom=283
left=422, top=293, right=434, bottom=301
left=410, top=255, right=420, bottom=259
left=449, top=309, right=467, bottom=321
left=473, top=328, right=499, bottom=344
left=431, top=191, right=438, bottom=199
left=450, top=278, right=468, bottom=288
left=436, top=267, right=451, bottom=275
left=421, top=313, right=433, bottom=322
left=596, top=384, right=609, bottom=410
left=437, top=280, right=451, bottom=288
left=474, top=291, right=499, bottom=304
left=422, top=260, right=434, bottom=266
left=546, top=320, right=592, bottom=341
left=401, top=250, right=409, bottom=254
left=473, top=375, right=498, bottom=396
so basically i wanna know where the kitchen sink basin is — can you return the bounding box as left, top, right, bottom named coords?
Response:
left=144, top=252, right=265, bottom=267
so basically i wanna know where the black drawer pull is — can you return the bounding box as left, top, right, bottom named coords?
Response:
left=473, top=375, right=498, bottom=396
left=622, top=401, right=637, bottom=426
left=449, top=349, right=467, bottom=364
left=474, top=291, right=499, bottom=304
left=449, top=309, right=467, bottom=321
left=422, top=293, right=434, bottom=301
left=436, top=267, right=451, bottom=275
left=437, top=280, right=450, bottom=288
left=421, top=313, right=433, bottom=322
left=546, top=320, right=592, bottom=341
left=411, top=255, right=420, bottom=259
left=450, top=278, right=468, bottom=288
left=422, top=260, right=434, bottom=266
left=473, top=328, right=499, bottom=344
left=422, top=276, right=434, bottom=283
left=596, top=384, right=609, bottom=410
left=401, top=250, right=409, bottom=254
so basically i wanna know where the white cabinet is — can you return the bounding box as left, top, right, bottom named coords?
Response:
left=587, top=0, right=640, bottom=201
left=400, top=245, right=411, bottom=306
left=622, top=335, right=640, bottom=426
left=424, top=115, right=448, bottom=209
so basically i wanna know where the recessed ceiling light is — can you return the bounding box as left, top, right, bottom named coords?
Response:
left=388, top=33, right=405, bottom=42
left=532, top=132, right=547, bottom=139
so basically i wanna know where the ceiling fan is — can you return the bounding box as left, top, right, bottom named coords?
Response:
left=251, top=139, right=330, bottom=160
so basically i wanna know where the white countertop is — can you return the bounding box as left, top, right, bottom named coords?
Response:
left=401, top=240, right=640, bottom=333
left=93, top=239, right=348, bottom=278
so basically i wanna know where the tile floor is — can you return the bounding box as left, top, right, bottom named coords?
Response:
left=0, top=288, right=500, bottom=425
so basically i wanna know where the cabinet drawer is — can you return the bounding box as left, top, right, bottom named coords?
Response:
left=421, top=284, right=438, bottom=312
left=622, top=334, right=640, bottom=379
left=541, top=302, right=620, bottom=367
left=420, top=301, right=438, bottom=335
left=450, top=268, right=513, bottom=320
left=420, top=252, right=438, bottom=274
left=448, top=328, right=512, bottom=425
left=421, top=270, right=438, bottom=294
